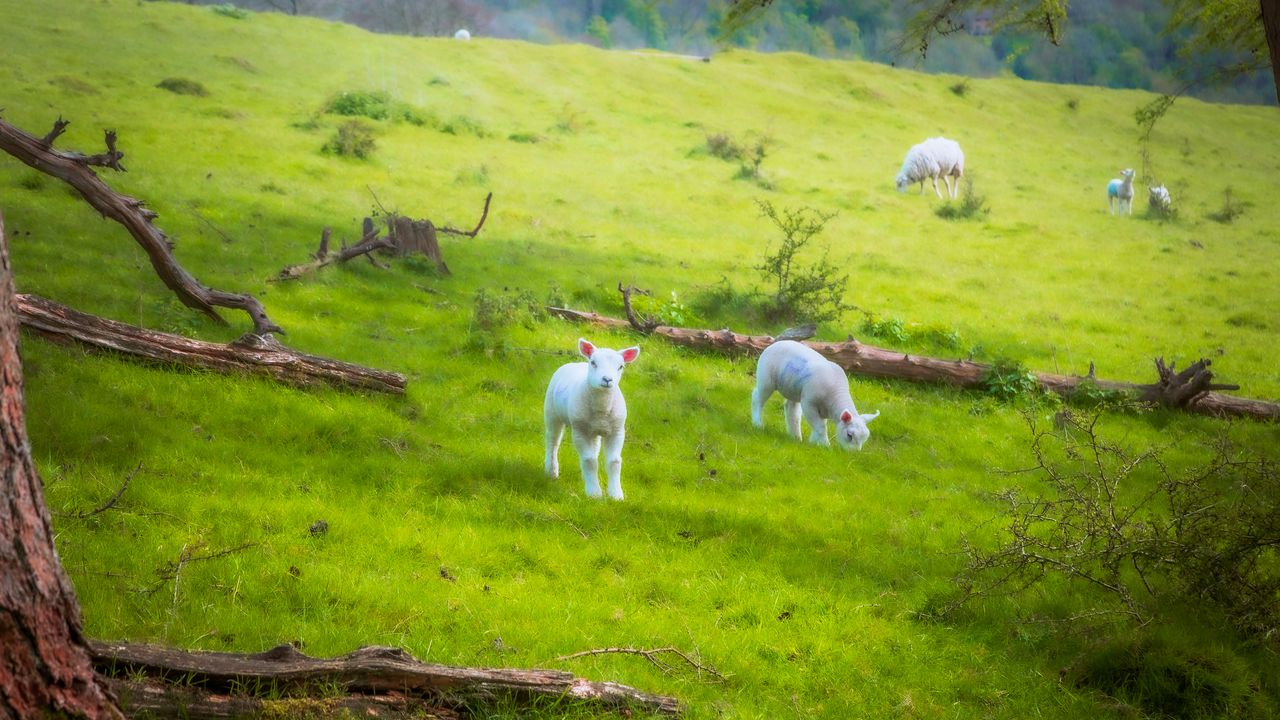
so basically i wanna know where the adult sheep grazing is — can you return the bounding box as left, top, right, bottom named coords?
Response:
left=1107, top=169, right=1136, bottom=215
left=895, top=137, right=965, bottom=199
left=1148, top=184, right=1172, bottom=214
left=752, top=340, right=879, bottom=450
left=544, top=338, right=640, bottom=500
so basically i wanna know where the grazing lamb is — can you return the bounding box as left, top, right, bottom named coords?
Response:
left=544, top=338, right=640, bottom=500
left=1107, top=169, right=1136, bottom=215
left=454, top=28, right=471, bottom=40
left=1148, top=184, right=1172, bottom=213
left=751, top=340, right=879, bottom=450
left=895, top=137, right=965, bottom=199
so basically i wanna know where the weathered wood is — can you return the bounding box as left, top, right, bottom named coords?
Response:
left=91, top=641, right=682, bottom=716
left=546, top=306, right=1280, bottom=421
left=104, top=678, right=457, bottom=720
left=275, top=225, right=395, bottom=281
left=17, top=293, right=406, bottom=394
left=0, top=115, right=281, bottom=336
left=389, top=215, right=450, bottom=274
left=0, top=212, right=123, bottom=719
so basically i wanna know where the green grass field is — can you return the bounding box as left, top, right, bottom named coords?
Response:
left=2, top=1, right=1278, bottom=717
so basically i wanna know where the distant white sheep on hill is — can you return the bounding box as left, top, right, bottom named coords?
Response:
left=1107, top=168, right=1136, bottom=215
left=544, top=338, right=640, bottom=500
left=896, top=137, right=965, bottom=199
left=1148, top=184, right=1172, bottom=214
left=454, top=28, right=471, bottom=40
left=752, top=340, right=879, bottom=450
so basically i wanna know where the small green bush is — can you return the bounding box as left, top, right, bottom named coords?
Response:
left=323, top=91, right=434, bottom=126
left=1207, top=186, right=1247, bottom=224
left=322, top=121, right=376, bottom=159
left=442, top=115, right=488, bottom=137
left=507, top=131, right=543, bottom=144
left=156, top=77, right=208, bottom=96
left=210, top=3, right=249, bottom=20
left=935, top=179, right=989, bottom=221
left=981, top=358, right=1038, bottom=401
left=949, top=79, right=970, bottom=97
left=631, top=291, right=697, bottom=327
left=755, top=200, right=848, bottom=324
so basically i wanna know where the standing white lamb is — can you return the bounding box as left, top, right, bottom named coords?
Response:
left=895, top=137, right=965, bottom=199
left=751, top=340, right=879, bottom=450
left=1107, top=169, right=1136, bottom=215
left=544, top=338, right=640, bottom=500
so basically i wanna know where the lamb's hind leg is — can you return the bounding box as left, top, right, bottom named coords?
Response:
left=544, top=418, right=565, bottom=478
left=931, top=176, right=943, bottom=199
left=784, top=399, right=803, bottom=440
left=751, top=379, right=774, bottom=428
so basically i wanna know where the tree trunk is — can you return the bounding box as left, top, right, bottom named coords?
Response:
left=16, top=293, right=407, bottom=394
left=1262, top=0, right=1280, bottom=103
left=0, top=212, right=123, bottom=719
left=547, top=306, right=1280, bottom=421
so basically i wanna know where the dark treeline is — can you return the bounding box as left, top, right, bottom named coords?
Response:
left=182, top=0, right=1276, bottom=105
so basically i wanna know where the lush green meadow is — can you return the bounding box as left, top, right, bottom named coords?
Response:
left=2, top=1, right=1278, bottom=717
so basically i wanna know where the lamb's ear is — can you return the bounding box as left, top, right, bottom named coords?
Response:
left=620, top=346, right=640, bottom=364
left=840, top=409, right=854, bottom=424
left=861, top=410, right=880, bottom=424
left=578, top=338, right=595, bottom=359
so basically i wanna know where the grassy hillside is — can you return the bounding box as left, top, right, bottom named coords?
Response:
left=2, top=1, right=1278, bottom=718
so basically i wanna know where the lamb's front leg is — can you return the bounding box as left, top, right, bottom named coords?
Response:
left=931, top=177, right=943, bottom=199
left=574, top=433, right=603, bottom=498
left=602, top=430, right=626, bottom=501
left=803, top=407, right=830, bottom=446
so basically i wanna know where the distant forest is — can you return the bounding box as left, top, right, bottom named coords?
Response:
left=183, top=0, right=1277, bottom=105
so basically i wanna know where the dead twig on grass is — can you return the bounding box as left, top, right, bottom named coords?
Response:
left=59, top=462, right=143, bottom=519
left=556, top=646, right=725, bottom=682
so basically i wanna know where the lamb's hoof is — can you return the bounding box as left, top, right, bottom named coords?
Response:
left=585, top=487, right=604, bottom=499
left=608, top=492, right=624, bottom=501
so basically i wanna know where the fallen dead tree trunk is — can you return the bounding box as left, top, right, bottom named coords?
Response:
left=547, top=307, right=1280, bottom=421
left=0, top=115, right=281, bottom=335
left=18, top=293, right=406, bottom=394
left=91, top=641, right=681, bottom=717
left=104, top=677, right=457, bottom=720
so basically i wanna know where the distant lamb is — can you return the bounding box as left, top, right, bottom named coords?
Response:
left=1148, top=184, right=1172, bottom=214
left=544, top=338, right=640, bottom=500
left=1107, top=169, right=1136, bottom=215
left=454, top=28, right=471, bottom=40
left=896, top=137, right=965, bottom=199
left=752, top=340, right=879, bottom=450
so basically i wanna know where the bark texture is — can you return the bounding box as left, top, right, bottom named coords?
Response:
left=547, top=307, right=1280, bottom=421
left=0, top=212, right=123, bottom=719
left=17, top=293, right=406, bottom=394
left=1263, top=0, right=1280, bottom=103
left=0, top=115, right=281, bottom=335
left=92, top=641, right=682, bottom=716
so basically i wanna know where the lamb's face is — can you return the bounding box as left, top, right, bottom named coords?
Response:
left=895, top=173, right=910, bottom=193
left=579, top=338, right=640, bottom=390
left=835, top=409, right=880, bottom=451
left=1121, top=169, right=1135, bottom=181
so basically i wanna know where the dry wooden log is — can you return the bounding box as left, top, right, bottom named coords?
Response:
left=17, top=293, right=406, bottom=394
left=546, top=306, right=1280, bottom=421
left=275, top=225, right=395, bottom=281
left=0, top=115, right=282, bottom=335
left=91, top=641, right=682, bottom=716
left=104, top=678, right=457, bottom=720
